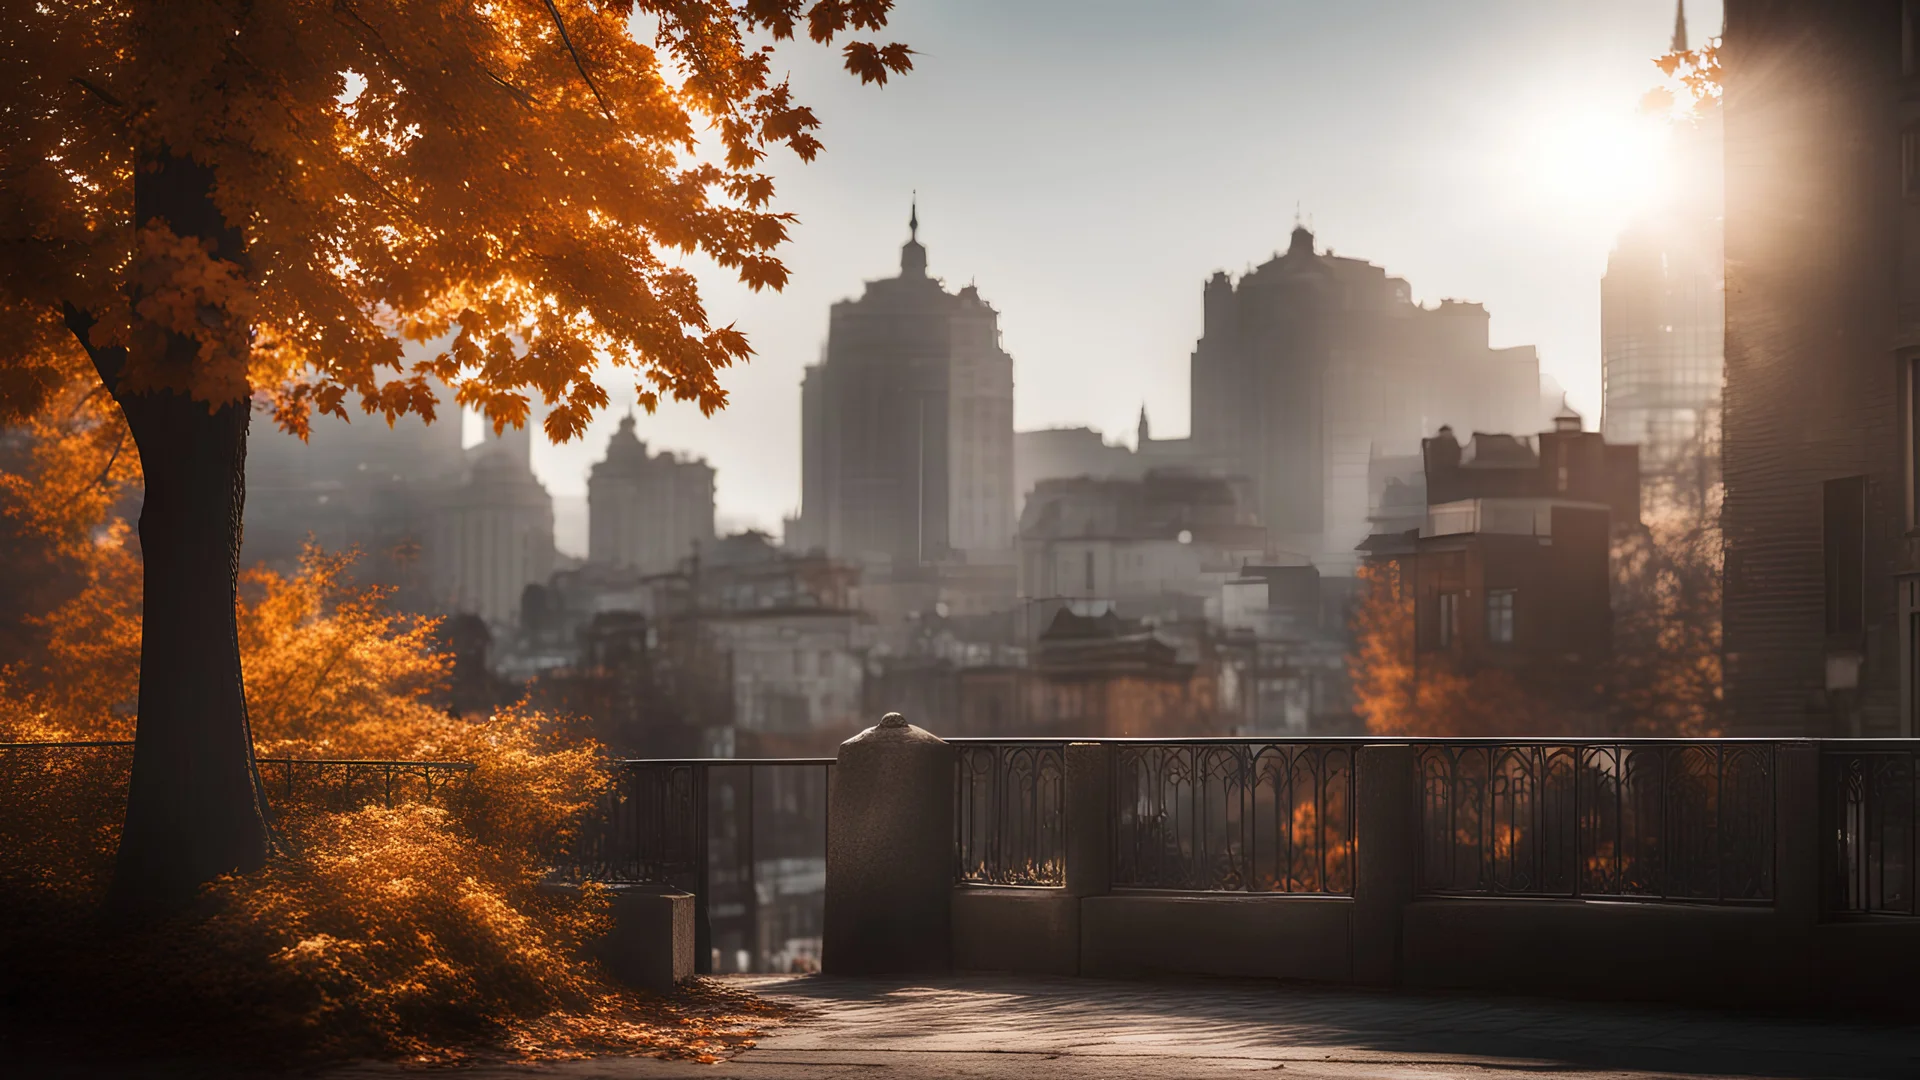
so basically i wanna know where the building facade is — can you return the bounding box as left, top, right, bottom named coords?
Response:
left=429, top=426, right=557, bottom=628
left=1601, top=5, right=1725, bottom=490
left=1187, top=225, right=1542, bottom=573
left=1016, top=470, right=1269, bottom=621
left=587, top=412, right=716, bottom=574
left=795, top=206, right=1016, bottom=573
left=1360, top=412, right=1641, bottom=698
left=1721, top=0, right=1917, bottom=736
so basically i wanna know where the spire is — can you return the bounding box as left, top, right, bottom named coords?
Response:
left=1671, top=0, right=1688, bottom=54
left=1137, top=403, right=1151, bottom=448
left=900, top=193, right=928, bottom=278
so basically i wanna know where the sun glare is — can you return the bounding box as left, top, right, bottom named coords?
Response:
left=1510, top=104, right=1672, bottom=226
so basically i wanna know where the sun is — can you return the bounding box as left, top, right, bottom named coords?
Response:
left=1515, top=104, right=1673, bottom=225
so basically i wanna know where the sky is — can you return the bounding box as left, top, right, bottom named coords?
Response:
left=518, top=0, right=1721, bottom=540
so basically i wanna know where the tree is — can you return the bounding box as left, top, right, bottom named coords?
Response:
left=1347, top=561, right=1571, bottom=738
left=0, top=0, right=910, bottom=908
left=1605, top=427, right=1723, bottom=737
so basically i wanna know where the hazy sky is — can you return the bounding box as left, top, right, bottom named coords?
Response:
left=521, top=0, right=1721, bottom=537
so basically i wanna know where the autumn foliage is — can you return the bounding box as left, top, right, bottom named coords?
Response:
left=1347, top=562, right=1573, bottom=738
left=1, top=0, right=913, bottom=437
left=0, top=406, right=770, bottom=1061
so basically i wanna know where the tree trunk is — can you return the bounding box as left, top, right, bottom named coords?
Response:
left=93, top=151, right=270, bottom=913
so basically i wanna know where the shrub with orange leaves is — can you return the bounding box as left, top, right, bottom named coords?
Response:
left=181, top=803, right=608, bottom=1058
left=0, top=434, right=768, bottom=1061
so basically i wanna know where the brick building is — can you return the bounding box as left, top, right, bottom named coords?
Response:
left=1361, top=411, right=1640, bottom=682
left=1721, top=0, right=1918, bottom=735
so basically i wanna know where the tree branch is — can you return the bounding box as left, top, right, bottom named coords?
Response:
left=70, top=75, right=124, bottom=109
left=539, top=0, right=613, bottom=120
left=62, top=302, right=127, bottom=397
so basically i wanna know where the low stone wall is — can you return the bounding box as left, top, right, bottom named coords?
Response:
left=1402, top=898, right=1788, bottom=1005
left=1079, top=893, right=1352, bottom=981
left=951, top=887, right=1080, bottom=976
left=824, top=723, right=1920, bottom=1011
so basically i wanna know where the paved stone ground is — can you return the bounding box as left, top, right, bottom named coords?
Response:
left=21, top=974, right=1920, bottom=1078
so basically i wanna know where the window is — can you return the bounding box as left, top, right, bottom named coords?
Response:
left=1437, top=591, right=1459, bottom=649
left=1824, top=476, right=1867, bottom=638
left=1910, top=609, right=1920, bottom=736
left=1907, top=1, right=1920, bottom=75
left=1905, top=128, right=1920, bottom=199
left=1486, top=589, right=1516, bottom=645
left=1909, top=355, right=1920, bottom=527
left=1083, top=550, right=1096, bottom=594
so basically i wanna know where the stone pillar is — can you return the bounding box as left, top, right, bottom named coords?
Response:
left=1064, top=742, right=1112, bottom=898
left=823, top=713, right=955, bottom=974
left=1771, top=740, right=1821, bottom=1000
left=1351, top=743, right=1416, bottom=987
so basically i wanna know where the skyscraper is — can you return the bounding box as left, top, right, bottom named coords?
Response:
left=1600, top=3, right=1724, bottom=491
left=796, top=205, right=1015, bottom=573
left=1187, top=225, right=1542, bottom=572
left=587, top=413, right=716, bottom=574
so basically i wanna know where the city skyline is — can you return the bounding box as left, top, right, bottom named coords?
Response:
left=479, top=0, right=1726, bottom=537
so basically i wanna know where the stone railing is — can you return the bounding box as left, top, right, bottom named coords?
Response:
left=814, top=723, right=1920, bottom=1011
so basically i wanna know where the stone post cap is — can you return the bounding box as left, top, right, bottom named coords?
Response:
left=844, top=712, right=945, bottom=746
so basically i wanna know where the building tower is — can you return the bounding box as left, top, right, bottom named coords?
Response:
left=1187, top=225, right=1542, bottom=573
left=1599, top=1, right=1724, bottom=497
left=796, top=203, right=1016, bottom=573
left=587, top=412, right=717, bottom=573
left=431, top=423, right=556, bottom=627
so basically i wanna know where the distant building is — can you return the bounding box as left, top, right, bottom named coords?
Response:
left=587, top=412, right=715, bottom=574
left=1601, top=4, right=1724, bottom=491
left=430, top=425, right=556, bottom=628
left=1187, top=225, right=1542, bottom=573
left=1721, top=1, right=1917, bottom=736
left=1360, top=410, right=1641, bottom=680
left=1027, top=608, right=1220, bottom=738
left=1216, top=564, right=1358, bottom=736
left=1013, top=426, right=1138, bottom=513
left=1016, top=469, right=1268, bottom=621
left=649, top=531, right=869, bottom=753
left=244, top=379, right=467, bottom=606
left=1012, top=408, right=1194, bottom=518
left=795, top=204, right=1016, bottom=574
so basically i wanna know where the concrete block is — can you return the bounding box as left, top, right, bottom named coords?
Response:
left=1080, top=893, right=1354, bottom=982
left=600, top=887, right=696, bottom=994
left=952, top=887, right=1080, bottom=975
left=824, top=713, right=955, bottom=974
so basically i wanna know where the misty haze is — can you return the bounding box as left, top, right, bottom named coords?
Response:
left=3, top=2, right=1918, bottom=1077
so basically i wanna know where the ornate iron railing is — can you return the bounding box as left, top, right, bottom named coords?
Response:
left=561, top=758, right=833, bottom=974
left=1111, top=741, right=1355, bottom=893
left=1824, top=742, right=1918, bottom=917
left=565, top=760, right=707, bottom=886
left=255, top=757, right=475, bottom=812
left=1415, top=741, right=1775, bottom=904
left=0, top=743, right=474, bottom=816
left=953, top=741, right=1066, bottom=886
